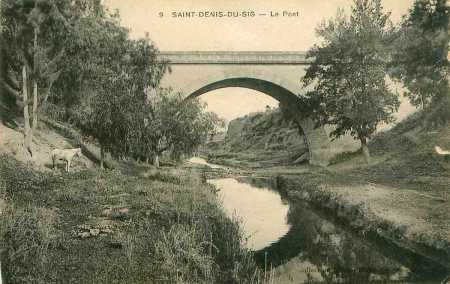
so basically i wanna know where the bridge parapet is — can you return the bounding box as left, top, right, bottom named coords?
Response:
left=157, top=51, right=311, bottom=65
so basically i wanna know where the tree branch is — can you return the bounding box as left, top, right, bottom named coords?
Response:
left=1, top=79, right=21, bottom=98
left=5, top=70, right=20, bottom=90
left=41, top=49, right=65, bottom=78
left=41, top=70, right=60, bottom=106
left=1, top=79, right=33, bottom=107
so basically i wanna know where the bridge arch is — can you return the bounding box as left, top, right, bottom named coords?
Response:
left=185, top=77, right=332, bottom=166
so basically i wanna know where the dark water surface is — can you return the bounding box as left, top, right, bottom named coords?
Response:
left=208, top=176, right=448, bottom=283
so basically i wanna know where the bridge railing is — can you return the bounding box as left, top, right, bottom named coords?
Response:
left=157, top=51, right=312, bottom=65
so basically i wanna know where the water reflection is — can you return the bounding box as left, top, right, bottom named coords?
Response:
left=253, top=183, right=447, bottom=283
left=209, top=176, right=447, bottom=283
left=207, top=178, right=290, bottom=251
left=257, top=203, right=414, bottom=283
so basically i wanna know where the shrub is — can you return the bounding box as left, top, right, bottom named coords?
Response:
left=145, top=169, right=183, bottom=184
left=209, top=214, right=260, bottom=283
left=1, top=206, right=57, bottom=283
left=153, top=224, right=215, bottom=283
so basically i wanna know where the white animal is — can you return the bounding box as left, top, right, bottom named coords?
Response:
left=435, top=146, right=450, bottom=156
left=51, top=148, right=82, bottom=172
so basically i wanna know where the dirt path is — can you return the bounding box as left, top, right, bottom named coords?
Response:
left=324, top=182, right=450, bottom=243
left=270, top=170, right=450, bottom=271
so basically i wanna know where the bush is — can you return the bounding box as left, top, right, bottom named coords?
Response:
left=40, top=102, right=65, bottom=122
left=145, top=168, right=183, bottom=184
left=153, top=224, right=216, bottom=283
left=1, top=206, right=57, bottom=283
left=425, top=94, right=450, bottom=128
left=209, top=214, right=260, bottom=283
left=0, top=155, right=59, bottom=197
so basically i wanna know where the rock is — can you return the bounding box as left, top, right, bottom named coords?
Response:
left=89, top=228, right=100, bottom=236
left=78, top=224, right=90, bottom=231
left=78, top=232, right=90, bottom=239
left=100, top=228, right=113, bottom=234
left=76, top=222, right=110, bottom=238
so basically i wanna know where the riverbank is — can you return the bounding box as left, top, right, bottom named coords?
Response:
left=0, top=155, right=260, bottom=283
left=267, top=118, right=450, bottom=272
left=190, top=162, right=450, bottom=282
left=274, top=172, right=450, bottom=271
left=203, top=113, right=450, bottom=276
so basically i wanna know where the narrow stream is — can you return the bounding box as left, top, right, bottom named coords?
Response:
left=190, top=157, right=449, bottom=283
left=208, top=177, right=290, bottom=251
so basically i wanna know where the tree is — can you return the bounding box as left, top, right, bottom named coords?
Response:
left=79, top=20, right=169, bottom=167
left=391, top=0, right=449, bottom=108
left=49, top=6, right=125, bottom=123
left=144, top=89, right=222, bottom=167
left=205, top=112, right=226, bottom=142
left=303, top=0, right=399, bottom=164
left=1, top=0, right=69, bottom=156
left=390, top=0, right=449, bottom=124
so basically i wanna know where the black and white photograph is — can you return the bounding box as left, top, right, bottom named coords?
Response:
left=0, top=0, right=449, bottom=283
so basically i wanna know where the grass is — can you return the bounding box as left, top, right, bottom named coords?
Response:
left=255, top=111, right=450, bottom=198
left=349, top=112, right=450, bottom=195
left=1, top=206, right=57, bottom=283
left=0, top=154, right=262, bottom=283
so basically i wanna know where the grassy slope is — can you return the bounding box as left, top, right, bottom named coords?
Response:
left=0, top=98, right=261, bottom=283
left=0, top=156, right=259, bottom=283
left=336, top=112, right=450, bottom=196
left=236, top=111, right=450, bottom=197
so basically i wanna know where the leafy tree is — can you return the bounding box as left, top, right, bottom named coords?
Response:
left=144, top=88, right=222, bottom=167
left=205, top=112, right=226, bottom=141
left=390, top=0, right=449, bottom=124
left=303, top=0, right=399, bottom=164
left=1, top=0, right=70, bottom=156
left=50, top=6, right=128, bottom=121
left=88, top=74, right=121, bottom=168
left=85, top=33, right=168, bottom=167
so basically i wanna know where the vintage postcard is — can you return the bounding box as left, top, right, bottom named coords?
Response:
left=0, top=0, right=449, bottom=283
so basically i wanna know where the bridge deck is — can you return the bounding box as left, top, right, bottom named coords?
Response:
left=157, top=51, right=311, bottom=65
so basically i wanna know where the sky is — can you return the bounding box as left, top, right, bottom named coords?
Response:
left=103, top=0, right=416, bottom=122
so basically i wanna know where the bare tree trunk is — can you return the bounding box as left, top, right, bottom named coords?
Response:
left=32, top=79, right=38, bottom=132
left=360, top=137, right=371, bottom=165
left=100, top=145, right=104, bottom=169
left=153, top=154, right=160, bottom=168
left=22, top=65, right=32, bottom=157
left=31, top=27, right=39, bottom=133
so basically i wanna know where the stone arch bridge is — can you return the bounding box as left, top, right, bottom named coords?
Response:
left=157, top=51, right=332, bottom=166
